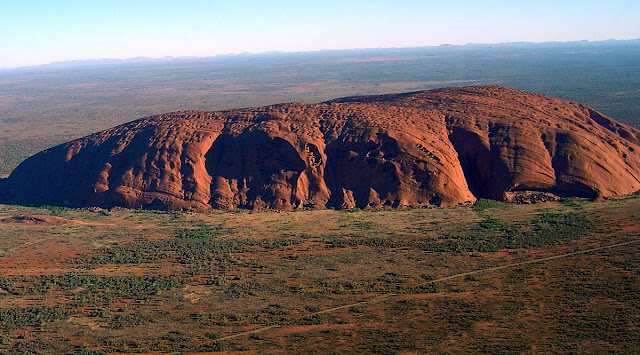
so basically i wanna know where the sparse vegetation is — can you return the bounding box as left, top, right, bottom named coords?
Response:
left=0, top=198, right=637, bottom=353
left=473, top=198, right=503, bottom=212
left=0, top=306, right=66, bottom=328
left=9, top=274, right=185, bottom=297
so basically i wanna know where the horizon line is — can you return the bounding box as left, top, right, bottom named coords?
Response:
left=2, top=37, right=639, bottom=71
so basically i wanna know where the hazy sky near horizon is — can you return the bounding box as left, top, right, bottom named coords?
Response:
left=1, top=0, right=639, bottom=68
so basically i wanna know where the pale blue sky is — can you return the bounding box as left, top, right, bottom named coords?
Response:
left=1, top=0, right=639, bottom=68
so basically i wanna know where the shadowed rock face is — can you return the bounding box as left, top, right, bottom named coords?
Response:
left=2, top=86, right=640, bottom=210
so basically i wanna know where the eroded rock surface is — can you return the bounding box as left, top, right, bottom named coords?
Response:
left=3, top=86, right=640, bottom=210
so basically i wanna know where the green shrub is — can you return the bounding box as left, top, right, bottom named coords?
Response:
left=0, top=306, right=66, bottom=328
left=292, top=313, right=328, bottom=325
left=249, top=333, right=266, bottom=340
left=11, top=274, right=184, bottom=297
left=109, top=311, right=153, bottom=329
left=414, top=283, right=441, bottom=293
left=473, top=198, right=502, bottom=212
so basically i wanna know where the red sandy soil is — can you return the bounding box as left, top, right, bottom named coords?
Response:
left=0, top=214, right=73, bottom=225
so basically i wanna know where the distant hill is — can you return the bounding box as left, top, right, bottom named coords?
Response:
left=2, top=38, right=638, bottom=72
left=3, top=86, right=639, bottom=210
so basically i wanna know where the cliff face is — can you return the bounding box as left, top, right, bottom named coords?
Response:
left=3, top=86, right=640, bottom=210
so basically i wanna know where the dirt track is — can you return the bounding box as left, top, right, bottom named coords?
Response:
left=213, top=238, right=640, bottom=342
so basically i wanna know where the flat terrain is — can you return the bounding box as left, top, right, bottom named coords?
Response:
left=0, top=196, right=638, bottom=353
left=1, top=40, right=639, bottom=176
left=1, top=39, right=639, bottom=354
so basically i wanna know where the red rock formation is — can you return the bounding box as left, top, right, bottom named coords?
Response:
left=2, top=86, right=639, bottom=210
